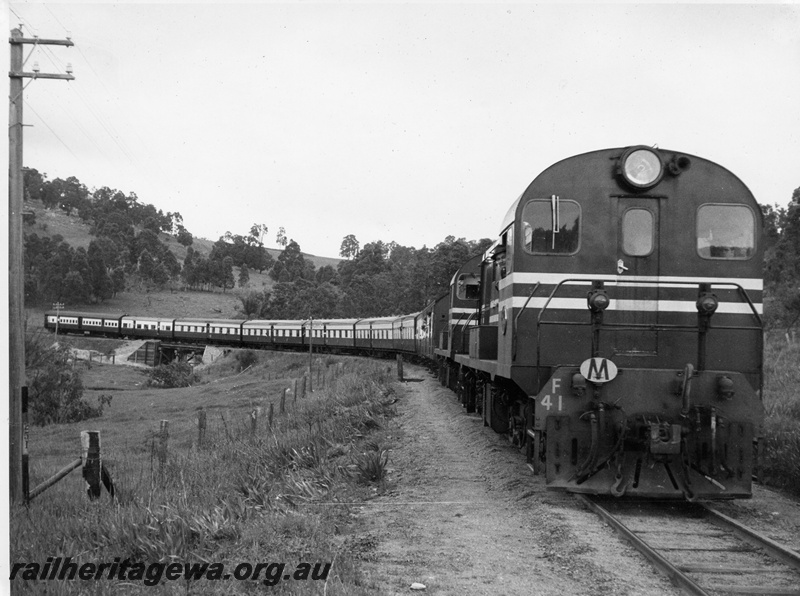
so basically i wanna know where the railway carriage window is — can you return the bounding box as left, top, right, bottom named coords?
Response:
left=697, top=204, right=755, bottom=259
left=521, top=199, right=581, bottom=254
left=622, top=209, right=654, bottom=256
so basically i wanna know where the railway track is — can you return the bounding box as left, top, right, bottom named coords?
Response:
left=577, top=494, right=800, bottom=596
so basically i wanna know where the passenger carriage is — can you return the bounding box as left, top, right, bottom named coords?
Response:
left=320, top=318, right=360, bottom=349
left=271, top=320, right=305, bottom=347
left=174, top=319, right=212, bottom=343
left=44, top=311, right=127, bottom=336
left=120, top=316, right=176, bottom=340
left=241, top=320, right=274, bottom=347
left=206, top=319, right=244, bottom=344
left=393, top=313, right=418, bottom=354
left=415, top=299, right=441, bottom=361
left=353, top=317, right=395, bottom=352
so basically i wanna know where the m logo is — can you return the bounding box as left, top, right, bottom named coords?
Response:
left=579, top=357, right=618, bottom=384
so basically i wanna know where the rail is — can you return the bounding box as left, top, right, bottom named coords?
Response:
left=576, top=495, right=709, bottom=596
left=578, top=495, right=800, bottom=596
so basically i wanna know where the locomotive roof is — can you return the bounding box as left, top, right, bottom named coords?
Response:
left=242, top=319, right=306, bottom=326
left=498, top=146, right=759, bottom=232
left=173, top=317, right=245, bottom=325
left=45, top=311, right=127, bottom=318
left=500, top=193, right=524, bottom=232
left=122, top=314, right=177, bottom=320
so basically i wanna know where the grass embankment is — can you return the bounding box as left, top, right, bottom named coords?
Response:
left=11, top=351, right=398, bottom=595
left=761, top=334, right=800, bottom=496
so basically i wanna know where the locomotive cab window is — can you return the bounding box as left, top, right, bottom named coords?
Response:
left=697, top=204, right=755, bottom=260
left=457, top=273, right=480, bottom=300
left=522, top=198, right=580, bottom=254
left=622, top=208, right=654, bottom=256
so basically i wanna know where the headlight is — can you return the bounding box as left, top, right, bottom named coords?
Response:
left=619, top=146, right=664, bottom=189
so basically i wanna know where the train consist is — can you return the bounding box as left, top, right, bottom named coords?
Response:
left=45, top=146, right=764, bottom=500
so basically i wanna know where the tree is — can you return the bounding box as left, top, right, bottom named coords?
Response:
left=249, top=223, right=268, bottom=246
left=87, top=242, right=113, bottom=302
left=276, top=226, right=288, bottom=248
left=219, top=256, right=235, bottom=292
left=26, top=336, right=101, bottom=425
left=138, top=249, right=156, bottom=280
left=23, top=168, right=46, bottom=202
left=316, top=265, right=337, bottom=285
left=238, top=264, right=250, bottom=287
left=176, top=225, right=193, bottom=247
left=340, top=234, right=360, bottom=259
left=62, top=270, right=89, bottom=304
left=238, top=289, right=269, bottom=318
left=111, top=267, right=125, bottom=296
left=270, top=239, right=312, bottom=282
left=151, top=263, right=170, bottom=287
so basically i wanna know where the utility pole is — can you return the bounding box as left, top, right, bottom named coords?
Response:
left=308, top=317, right=313, bottom=393
left=53, top=302, right=64, bottom=340
left=9, top=27, right=74, bottom=504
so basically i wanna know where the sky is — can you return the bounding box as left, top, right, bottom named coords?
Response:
left=4, top=1, right=800, bottom=259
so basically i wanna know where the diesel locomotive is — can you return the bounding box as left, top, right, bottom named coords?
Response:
left=45, top=145, right=764, bottom=500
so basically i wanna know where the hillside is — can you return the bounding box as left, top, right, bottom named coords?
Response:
left=22, top=183, right=492, bottom=321
left=23, top=199, right=341, bottom=267
left=22, top=198, right=341, bottom=322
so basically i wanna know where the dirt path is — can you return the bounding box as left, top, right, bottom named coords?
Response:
left=351, top=364, right=683, bottom=596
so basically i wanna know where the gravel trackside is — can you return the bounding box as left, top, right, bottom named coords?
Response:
left=349, top=364, right=683, bottom=596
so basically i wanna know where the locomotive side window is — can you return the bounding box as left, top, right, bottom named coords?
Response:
left=697, top=204, right=755, bottom=260
left=521, top=199, right=580, bottom=254
left=457, top=273, right=480, bottom=300
left=622, top=208, right=654, bottom=256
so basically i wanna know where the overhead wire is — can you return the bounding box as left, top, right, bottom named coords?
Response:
left=24, top=100, right=81, bottom=162
left=13, top=5, right=182, bottom=209
left=34, top=36, right=142, bottom=170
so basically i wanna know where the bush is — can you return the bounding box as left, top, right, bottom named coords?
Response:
left=26, top=337, right=103, bottom=425
left=147, top=361, right=198, bottom=388
left=234, top=349, right=259, bottom=372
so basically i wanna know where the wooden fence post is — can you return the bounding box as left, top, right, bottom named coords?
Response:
left=301, top=375, right=306, bottom=399
left=197, top=409, right=207, bottom=447
left=293, top=380, right=298, bottom=404
left=268, top=402, right=274, bottom=429
left=159, top=420, right=169, bottom=467
left=397, top=354, right=404, bottom=381
left=251, top=406, right=261, bottom=436
left=81, top=431, right=102, bottom=499
left=280, top=388, right=287, bottom=415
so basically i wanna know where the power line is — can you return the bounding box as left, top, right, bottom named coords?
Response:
left=24, top=99, right=82, bottom=162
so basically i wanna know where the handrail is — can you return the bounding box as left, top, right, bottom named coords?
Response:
left=536, top=278, right=762, bottom=327
left=513, top=282, right=540, bottom=361
left=459, top=310, right=478, bottom=353
left=534, top=277, right=763, bottom=377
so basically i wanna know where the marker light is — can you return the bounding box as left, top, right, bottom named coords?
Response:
left=696, top=293, right=719, bottom=315
left=587, top=289, right=610, bottom=312
left=572, top=373, right=587, bottom=397
left=619, top=146, right=664, bottom=190
left=717, top=376, right=735, bottom=400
